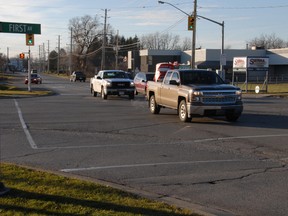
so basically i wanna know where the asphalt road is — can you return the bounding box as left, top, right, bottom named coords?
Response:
left=1, top=73, right=288, bottom=216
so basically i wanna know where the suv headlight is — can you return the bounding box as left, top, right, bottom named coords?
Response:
left=130, top=81, right=135, bottom=87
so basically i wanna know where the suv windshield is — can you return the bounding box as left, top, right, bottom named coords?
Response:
left=180, top=70, right=224, bottom=85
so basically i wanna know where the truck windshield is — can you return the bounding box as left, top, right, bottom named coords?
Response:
left=103, top=72, right=128, bottom=79
left=180, top=70, right=224, bottom=85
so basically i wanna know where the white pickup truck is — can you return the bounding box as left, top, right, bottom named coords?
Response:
left=146, top=69, right=243, bottom=122
left=90, top=70, right=135, bottom=100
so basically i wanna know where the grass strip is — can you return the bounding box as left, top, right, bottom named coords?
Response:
left=0, top=163, right=198, bottom=216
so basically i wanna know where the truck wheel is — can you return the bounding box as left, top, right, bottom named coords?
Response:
left=225, top=111, right=241, bottom=122
left=91, top=87, right=97, bottom=97
left=179, top=100, right=191, bottom=122
left=129, top=93, right=134, bottom=100
left=101, top=87, right=107, bottom=100
left=149, top=95, right=160, bottom=114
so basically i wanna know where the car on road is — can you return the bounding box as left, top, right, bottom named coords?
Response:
left=90, top=70, right=135, bottom=100
left=31, top=69, right=38, bottom=74
left=134, top=72, right=155, bottom=95
left=70, top=71, right=86, bottom=82
left=25, top=74, right=42, bottom=84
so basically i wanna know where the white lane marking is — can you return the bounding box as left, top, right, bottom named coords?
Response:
left=14, top=99, right=38, bottom=149
left=193, top=134, right=288, bottom=143
left=60, top=159, right=246, bottom=172
left=38, top=133, right=288, bottom=150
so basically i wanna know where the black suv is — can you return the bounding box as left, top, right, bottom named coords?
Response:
left=70, top=71, right=86, bottom=82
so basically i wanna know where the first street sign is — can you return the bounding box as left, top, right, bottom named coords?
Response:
left=0, top=21, right=41, bottom=34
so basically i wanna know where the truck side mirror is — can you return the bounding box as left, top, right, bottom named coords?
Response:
left=169, top=80, right=179, bottom=85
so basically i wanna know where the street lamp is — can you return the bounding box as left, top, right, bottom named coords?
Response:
left=197, top=15, right=225, bottom=72
left=158, top=0, right=196, bottom=69
left=158, top=1, right=225, bottom=71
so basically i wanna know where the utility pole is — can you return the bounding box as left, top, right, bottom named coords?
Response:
left=192, top=0, right=197, bottom=69
left=39, top=45, right=41, bottom=72
left=101, top=9, right=107, bottom=70
left=115, top=30, right=119, bottom=70
left=47, top=40, right=50, bottom=72
left=43, top=43, right=45, bottom=72
left=69, top=28, right=72, bottom=74
left=57, top=35, right=60, bottom=74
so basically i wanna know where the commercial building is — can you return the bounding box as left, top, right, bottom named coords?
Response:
left=128, top=48, right=288, bottom=81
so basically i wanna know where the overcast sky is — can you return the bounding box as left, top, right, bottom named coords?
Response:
left=1, top=0, right=288, bottom=57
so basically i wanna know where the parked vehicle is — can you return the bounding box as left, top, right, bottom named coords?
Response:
left=25, top=74, right=42, bottom=84
left=90, top=70, right=135, bottom=100
left=154, top=62, right=174, bottom=82
left=70, top=71, right=86, bottom=82
left=146, top=69, right=243, bottom=122
left=134, top=72, right=155, bottom=95
left=31, top=69, right=38, bottom=74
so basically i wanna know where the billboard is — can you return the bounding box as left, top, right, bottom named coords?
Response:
left=233, top=57, right=269, bottom=71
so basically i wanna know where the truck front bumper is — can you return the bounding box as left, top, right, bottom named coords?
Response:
left=187, top=102, right=243, bottom=118
left=106, top=88, right=134, bottom=96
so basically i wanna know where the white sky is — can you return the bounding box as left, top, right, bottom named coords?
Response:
left=1, top=0, right=288, bottom=58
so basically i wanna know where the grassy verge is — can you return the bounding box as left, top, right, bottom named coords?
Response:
left=0, top=163, right=198, bottom=216
left=0, top=74, right=52, bottom=97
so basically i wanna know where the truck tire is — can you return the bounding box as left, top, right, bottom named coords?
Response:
left=179, top=100, right=191, bottom=122
left=149, top=95, right=160, bottom=114
left=91, top=87, right=97, bottom=97
left=129, top=92, right=134, bottom=100
left=101, top=87, right=107, bottom=100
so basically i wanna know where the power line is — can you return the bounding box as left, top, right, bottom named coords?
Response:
left=198, top=5, right=288, bottom=10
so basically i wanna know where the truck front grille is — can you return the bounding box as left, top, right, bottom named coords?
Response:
left=201, top=91, right=237, bottom=104
left=202, top=96, right=236, bottom=104
left=111, top=82, right=131, bottom=89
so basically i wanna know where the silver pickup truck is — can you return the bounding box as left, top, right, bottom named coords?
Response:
left=146, top=69, right=243, bottom=122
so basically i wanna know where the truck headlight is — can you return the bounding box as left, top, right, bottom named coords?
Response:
left=106, top=81, right=112, bottom=87
left=189, top=90, right=202, bottom=102
left=130, top=81, right=135, bottom=87
left=236, top=90, right=242, bottom=100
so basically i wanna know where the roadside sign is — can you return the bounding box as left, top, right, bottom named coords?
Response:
left=0, top=21, right=41, bottom=34
left=255, top=86, right=260, bottom=94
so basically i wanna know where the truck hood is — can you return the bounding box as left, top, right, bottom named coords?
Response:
left=185, top=84, right=240, bottom=91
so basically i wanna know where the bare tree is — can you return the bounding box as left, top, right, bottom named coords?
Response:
left=69, top=15, right=102, bottom=72
left=140, top=32, right=181, bottom=50
left=0, top=53, right=7, bottom=71
left=247, top=33, right=287, bottom=49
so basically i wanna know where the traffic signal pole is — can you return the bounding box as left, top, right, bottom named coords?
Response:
left=28, top=46, right=31, bottom=92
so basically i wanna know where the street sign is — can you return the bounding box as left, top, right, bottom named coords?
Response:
left=0, top=21, right=41, bottom=34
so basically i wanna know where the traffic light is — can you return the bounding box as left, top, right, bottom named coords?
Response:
left=188, top=16, right=195, bottom=31
left=19, top=53, right=25, bottom=59
left=26, top=34, right=34, bottom=46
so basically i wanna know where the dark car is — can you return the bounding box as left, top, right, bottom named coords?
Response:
left=134, top=72, right=155, bottom=95
left=70, top=71, right=86, bottom=82
left=25, top=74, right=42, bottom=84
